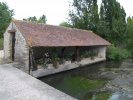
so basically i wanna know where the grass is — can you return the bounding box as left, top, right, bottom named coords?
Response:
left=0, top=38, right=3, bottom=49
left=56, top=76, right=107, bottom=100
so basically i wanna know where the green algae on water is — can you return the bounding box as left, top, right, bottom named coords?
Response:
left=56, top=76, right=107, bottom=100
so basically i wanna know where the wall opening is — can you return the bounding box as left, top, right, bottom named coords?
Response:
left=11, top=32, right=16, bottom=61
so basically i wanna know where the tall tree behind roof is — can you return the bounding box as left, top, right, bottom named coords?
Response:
left=68, top=0, right=99, bottom=32
left=98, top=0, right=127, bottom=45
left=59, top=21, right=72, bottom=27
left=0, top=2, right=13, bottom=38
left=38, top=15, right=47, bottom=24
left=23, top=15, right=47, bottom=24
left=127, top=16, right=133, bottom=50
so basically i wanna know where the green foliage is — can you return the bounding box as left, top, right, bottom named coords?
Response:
left=81, top=51, right=91, bottom=58
left=23, top=14, right=47, bottom=24
left=23, top=16, right=37, bottom=23
left=38, top=15, right=47, bottom=24
left=52, top=53, right=60, bottom=61
left=98, top=0, right=127, bottom=45
left=0, top=2, right=13, bottom=38
left=69, top=0, right=99, bottom=32
left=107, top=45, right=131, bottom=61
left=68, top=0, right=127, bottom=45
left=127, top=16, right=133, bottom=50
left=36, top=58, right=43, bottom=65
left=121, top=49, right=131, bottom=59
left=59, top=21, right=72, bottom=27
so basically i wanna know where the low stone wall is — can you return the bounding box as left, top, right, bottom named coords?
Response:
left=32, top=57, right=106, bottom=78
left=0, top=64, right=76, bottom=100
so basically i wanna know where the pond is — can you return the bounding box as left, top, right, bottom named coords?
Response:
left=39, top=59, right=133, bottom=100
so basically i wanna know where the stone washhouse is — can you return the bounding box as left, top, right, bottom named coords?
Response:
left=4, top=20, right=110, bottom=77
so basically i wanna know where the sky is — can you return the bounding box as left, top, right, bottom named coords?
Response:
left=1, top=0, right=133, bottom=25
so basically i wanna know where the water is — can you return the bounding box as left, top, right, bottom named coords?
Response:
left=39, top=59, right=133, bottom=100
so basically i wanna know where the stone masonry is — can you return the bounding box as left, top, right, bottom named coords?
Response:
left=4, top=22, right=29, bottom=73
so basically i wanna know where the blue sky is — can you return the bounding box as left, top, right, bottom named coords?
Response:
left=1, top=0, right=133, bottom=25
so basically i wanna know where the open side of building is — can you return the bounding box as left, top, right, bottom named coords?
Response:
left=4, top=20, right=110, bottom=77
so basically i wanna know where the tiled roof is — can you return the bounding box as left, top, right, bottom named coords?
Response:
left=13, top=20, right=110, bottom=47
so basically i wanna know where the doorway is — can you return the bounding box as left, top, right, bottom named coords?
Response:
left=11, top=32, right=16, bottom=61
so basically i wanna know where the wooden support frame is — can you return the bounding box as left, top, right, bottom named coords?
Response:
left=60, top=47, right=65, bottom=59
left=8, top=29, right=16, bottom=33
left=76, top=46, right=80, bottom=61
left=29, top=47, right=37, bottom=74
left=29, top=48, right=31, bottom=74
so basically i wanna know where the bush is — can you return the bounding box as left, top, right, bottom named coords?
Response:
left=107, top=45, right=131, bottom=61
left=81, top=51, right=91, bottom=58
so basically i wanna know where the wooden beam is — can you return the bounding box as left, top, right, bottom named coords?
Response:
left=60, top=47, right=65, bottom=59
left=76, top=47, right=80, bottom=61
left=29, top=49, right=31, bottom=74
left=29, top=47, right=37, bottom=74
left=8, top=29, right=16, bottom=33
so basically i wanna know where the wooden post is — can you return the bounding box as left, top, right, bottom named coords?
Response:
left=29, top=48, right=31, bottom=74
left=28, top=37, right=32, bottom=74
left=28, top=47, right=37, bottom=74
left=60, top=47, right=65, bottom=59
left=76, top=47, right=80, bottom=61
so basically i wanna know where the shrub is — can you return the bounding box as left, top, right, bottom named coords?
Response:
left=121, top=49, right=131, bottom=59
left=81, top=51, right=91, bottom=58
left=107, top=45, right=131, bottom=61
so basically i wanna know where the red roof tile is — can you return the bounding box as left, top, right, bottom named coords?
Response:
left=13, top=20, right=110, bottom=47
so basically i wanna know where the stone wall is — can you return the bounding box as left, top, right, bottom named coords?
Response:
left=4, top=22, right=29, bottom=73
left=4, top=23, right=12, bottom=61
left=97, top=46, right=106, bottom=59
left=80, top=46, right=106, bottom=59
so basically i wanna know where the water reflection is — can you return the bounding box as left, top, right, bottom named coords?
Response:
left=109, top=92, right=132, bottom=100
left=39, top=59, right=133, bottom=100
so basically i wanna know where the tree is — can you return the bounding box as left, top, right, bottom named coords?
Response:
left=0, top=2, right=13, bottom=38
left=69, top=0, right=99, bottom=32
left=98, top=0, right=127, bottom=45
left=23, top=14, right=47, bottom=24
left=38, top=15, right=47, bottom=24
left=23, top=16, right=37, bottom=23
left=127, top=16, right=133, bottom=50
left=59, top=21, right=72, bottom=27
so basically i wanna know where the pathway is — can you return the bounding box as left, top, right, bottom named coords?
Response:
left=0, top=64, right=76, bottom=100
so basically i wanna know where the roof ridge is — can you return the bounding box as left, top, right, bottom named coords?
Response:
left=12, top=19, right=94, bottom=33
left=10, top=19, right=110, bottom=46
